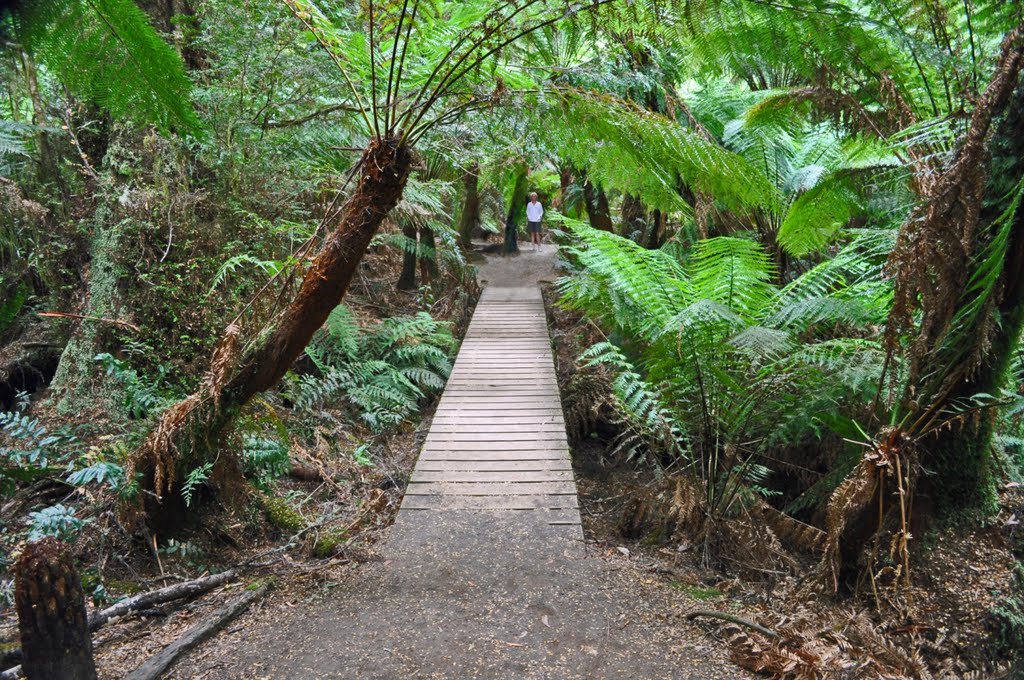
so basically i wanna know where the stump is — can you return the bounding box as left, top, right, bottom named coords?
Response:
left=14, top=538, right=97, bottom=680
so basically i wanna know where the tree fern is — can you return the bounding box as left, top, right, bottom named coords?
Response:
left=19, top=0, right=200, bottom=133
left=560, top=219, right=892, bottom=517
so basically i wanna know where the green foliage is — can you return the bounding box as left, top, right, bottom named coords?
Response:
left=351, top=443, right=373, bottom=468
left=0, top=120, right=33, bottom=177
left=242, top=435, right=291, bottom=488
left=95, top=353, right=174, bottom=419
left=207, top=254, right=290, bottom=298
left=182, top=462, right=213, bottom=508
left=0, top=282, right=27, bottom=335
left=0, top=410, right=68, bottom=476
left=545, top=92, right=781, bottom=214
left=291, top=307, right=455, bottom=432
left=559, top=221, right=891, bottom=516
left=67, top=461, right=125, bottom=489
left=19, top=0, right=199, bottom=132
left=28, top=504, right=89, bottom=542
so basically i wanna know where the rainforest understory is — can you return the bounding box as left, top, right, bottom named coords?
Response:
left=2, top=0, right=1024, bottom=678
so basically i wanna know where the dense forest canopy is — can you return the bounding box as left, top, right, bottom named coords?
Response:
left=1, top=0, right=1024, bottom=676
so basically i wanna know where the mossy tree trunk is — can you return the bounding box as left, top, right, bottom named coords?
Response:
left=503, top=166, right=528, bottom=254
left=15, top=538, right=97, bottom=680
left=457, top=161, right=480, bottom=249
left=48, top=128, right=134, bottom=414
left=131, top=138, right=413, bottom=515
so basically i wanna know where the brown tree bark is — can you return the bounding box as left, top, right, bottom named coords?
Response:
left=396, top=223, right=418, bottom=290
left=457, top=161, right=480, bottom=249
left=130, top=137, right=413, bottom=508
left=581, top=176, right=614, bottom=232
left=15, top=538, right=97, bottom=680
left=418, top=226, right=439, bottom=285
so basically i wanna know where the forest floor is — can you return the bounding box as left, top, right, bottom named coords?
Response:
left=139, top=241, right=749, bottom=679
left=6, top=238, right=1016, bottom=678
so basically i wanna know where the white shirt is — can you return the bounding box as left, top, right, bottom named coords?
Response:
left=526, top=201, right=543, bottom=222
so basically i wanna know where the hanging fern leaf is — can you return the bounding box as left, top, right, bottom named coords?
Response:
left=20, top=0, right=200, bottom=133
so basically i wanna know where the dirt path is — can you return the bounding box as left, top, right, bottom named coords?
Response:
left=473, top=241, right=559, bottom=288
left=169, top=248, right=744, bottom=679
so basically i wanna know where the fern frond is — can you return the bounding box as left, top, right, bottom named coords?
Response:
left=22, top=0, right=199, bottom=133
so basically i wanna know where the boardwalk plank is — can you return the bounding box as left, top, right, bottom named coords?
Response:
left=405, top=481, right=577, bottom=495
left=415, top=460, right=573, bottom=472
left=401, top=495, right=579, bottom=510
left=411, top=470, right=575, bottom=482
left=399, top=286, right=580, bottom=527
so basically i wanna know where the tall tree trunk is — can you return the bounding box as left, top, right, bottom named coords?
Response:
left=457, top=162, right=480, bottom=249
left=18, top=49, right=62, bottom=195
left=581, top=175, right=614, bottom=231
left=396, top=223, right=417, bottom=290
left=621, top=193, right=647, bottom=241
left=130, top=138, right=413, bottom=511
left=15, top=538, right=97, bottom=680
left=48, top=124, right=135, bottom=414
left=921, top=76, right=1024, bottom=511
left=419, top=226, right=438, bottom=285
left=503, top=167, right=528, bottom=255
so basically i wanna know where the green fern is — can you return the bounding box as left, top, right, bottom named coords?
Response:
left=242, top=435, right=291, bottom=488
left=560, top=220, right=891, bottom=516
left=20, top=0, right=200, bottom=133
left=291, top=308, right=454, bottom=432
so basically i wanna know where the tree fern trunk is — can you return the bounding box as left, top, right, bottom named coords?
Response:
left=130, top=138, right=413, bottom=516
left=922, top=81, right=1024, bottom=514
left=646, top=209, right=665, bottom=249
left=621, top=193, right=647, bottom=241
left=503, top=167, right=527, bottom=254
left=418, top=226, right=439, bottom=286
left=457, top=162, right=480, bottom=249
left=581, top=175, right=613, bottom=232
left=396, top=223, right=418, bottom=290
left=15, top=538, right=97, bottom=680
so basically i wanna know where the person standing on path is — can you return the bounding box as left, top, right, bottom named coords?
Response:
left=526, top=192, right=543, bottom=251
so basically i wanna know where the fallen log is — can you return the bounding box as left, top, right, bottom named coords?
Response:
left=0, top=569, right=238, bottom=678
left=685, top=610, right=779, bottom=639
left=88, top=569, right=237, bottom=630
left=124, top=585, right=270, bottom=680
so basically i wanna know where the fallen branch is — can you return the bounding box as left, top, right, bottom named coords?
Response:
left=36, top=312, right=141, bottom=333
left=88, top=569, right=237, bottom=630
left=124, top=584, right=270, bottom=680
left=685, top=610, right=779, bottom=639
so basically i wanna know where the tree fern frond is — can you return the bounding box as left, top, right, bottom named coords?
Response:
left=22, top=0, right=199, bottom=133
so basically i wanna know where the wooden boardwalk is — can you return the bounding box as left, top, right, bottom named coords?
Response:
left=400, top=286, right=581, bottom=534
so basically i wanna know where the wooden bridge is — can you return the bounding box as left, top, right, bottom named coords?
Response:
left=400, top=286, right=582, bottom=534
